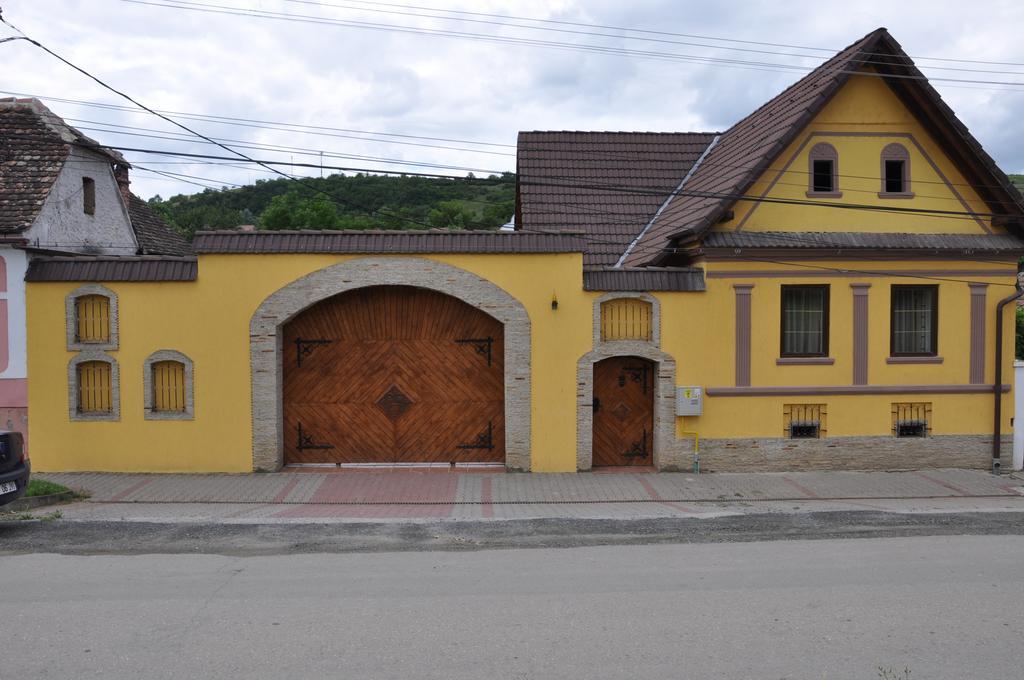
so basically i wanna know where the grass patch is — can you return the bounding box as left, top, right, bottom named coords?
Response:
left=25, top=478, right=71, bottom=497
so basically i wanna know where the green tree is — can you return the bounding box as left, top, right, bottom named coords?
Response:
left=259, top=193, right=341, bottom=230
left=427, top=200, right=475, bottom=229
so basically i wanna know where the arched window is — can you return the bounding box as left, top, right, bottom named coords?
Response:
left=143, top=350, right=195, bottom=420
left=807, top=143, right=840, bottom=196
left=66, top=285, right=118, bottom=351
left=880, top=143, right=912, bottom=196
left=68, top=352, right=120, bottom=421
left=601, top=298, right=653, bottom=341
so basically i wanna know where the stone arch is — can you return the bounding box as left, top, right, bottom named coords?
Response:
left=249, top=257, right=531, bottom=471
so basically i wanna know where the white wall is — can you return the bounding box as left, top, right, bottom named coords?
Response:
left=0, top=248, right=27, bottom=380
left=25, top=146, right=138, bottom=256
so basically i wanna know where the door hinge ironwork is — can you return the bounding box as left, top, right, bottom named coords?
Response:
left=296, top=422, right=334, bottom=450
left=457, top=421, right=494, bottom=450
left=619, top=365, right=649, bottom=394
left=455, top=336, right=493, bottom=366
left=622, top=429, right=648, bottom=458
left=294, top=338, right=332, bottom=367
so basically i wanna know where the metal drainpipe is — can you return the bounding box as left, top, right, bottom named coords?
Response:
left=992, top=258, right=1024, bottom=474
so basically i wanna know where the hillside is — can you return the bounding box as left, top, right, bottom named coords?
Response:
left=148, top=172, right=516, bottom=238
left=1012, top=174, right=1024, bottom=192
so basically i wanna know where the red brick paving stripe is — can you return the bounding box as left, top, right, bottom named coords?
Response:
left=107, top=478, right=154, bottom=502
left=307, top=471, right=459, bottom=504
left=913, top=472, right=972, bottom=496
left=635, top=476, right=699, bottom=514
left=274, top=503, right=453, bottom=518
left=272, top=478, right=299, bottom=503
left=481, top=477, right=494, bottom=518
left=781, top=476, right=821, bottom=499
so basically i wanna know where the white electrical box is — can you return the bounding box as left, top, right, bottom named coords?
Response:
left=676, top=387, right=703, bottom=416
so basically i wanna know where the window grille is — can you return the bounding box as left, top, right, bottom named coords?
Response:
left=77, top=361, right=112, bottom=413
left=783, top=404, right=827, bottom=439
left=152, top=361, right=186, bottom=412
left=601, top=298, right=653, bottom=341
left=75, top=295, right=111, bottom=343
left=892, top=402, right=931, bottom=438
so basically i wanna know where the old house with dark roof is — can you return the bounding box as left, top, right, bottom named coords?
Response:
left=0, top=97, right=188, bottom=448
left=22, top=28, right=1024, bottom=475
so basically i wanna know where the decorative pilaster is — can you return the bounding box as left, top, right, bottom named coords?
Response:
left=851, top=283, right=871, bottom=385
left=734, top=284, right=754, bottom=387
left=969, top=283, right=988, bottom=384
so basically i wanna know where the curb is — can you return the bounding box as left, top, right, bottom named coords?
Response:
left=5, top=491, right=75, bottom=511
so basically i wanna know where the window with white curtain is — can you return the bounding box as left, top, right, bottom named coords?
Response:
left=891, top=285, right=937, bottom=356
left=780, top=285, right=829, bottom=356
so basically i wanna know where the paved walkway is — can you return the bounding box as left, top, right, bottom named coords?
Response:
left=24, top=468, right=1024, bottom=523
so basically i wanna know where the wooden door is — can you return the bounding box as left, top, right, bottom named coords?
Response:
left=282, top=286, right=505, bottom=465
left=592, top=356, right=654, bottom=466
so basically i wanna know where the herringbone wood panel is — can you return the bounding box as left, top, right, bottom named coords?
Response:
left=592, top=356, right=654, bottom=467
left=283, top=286, right=504, bottom=464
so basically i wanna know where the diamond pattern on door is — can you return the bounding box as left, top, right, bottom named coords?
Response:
left=283, top=286, right=505, bottom=465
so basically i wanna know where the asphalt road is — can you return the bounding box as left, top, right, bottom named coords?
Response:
left=3, top=534, right=1024, bottom=679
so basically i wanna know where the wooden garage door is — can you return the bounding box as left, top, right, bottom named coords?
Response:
left=592, top=356, right=654, bottom=467
left=283, top=286, right=505, bottom=465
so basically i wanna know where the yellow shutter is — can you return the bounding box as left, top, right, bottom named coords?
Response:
left=152, top=361, right=186, bottom=412
left=77, top=361, right=112, bottom=413
left=76, top=295, right=110, bottom=343
left=600, top=298, right=652, bottom=341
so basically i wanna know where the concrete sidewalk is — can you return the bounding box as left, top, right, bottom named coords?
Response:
left=22, top=468, right=1024, bottom=523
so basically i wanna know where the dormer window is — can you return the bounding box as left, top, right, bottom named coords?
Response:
left=880, top=144, right=912, bottom=197
left=807, top=143, right=839, bottom=196
left=82, top=177, right=96, bottom=215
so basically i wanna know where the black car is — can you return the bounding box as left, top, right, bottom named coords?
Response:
left=0, top=431, right=28, bottom=506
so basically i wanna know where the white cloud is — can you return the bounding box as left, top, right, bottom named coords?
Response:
left=2, top=0, right=1022, bottom=198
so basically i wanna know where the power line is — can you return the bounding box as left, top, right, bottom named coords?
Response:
left=279, top=0, right=1024, bottom=77
left=123, top=0, right=1024, bottom=89
left=8, top=91, right=1021, bottom=201
left=287, top=0, right=1024, bottom=69
left=0, top=18, right=445, bottom=231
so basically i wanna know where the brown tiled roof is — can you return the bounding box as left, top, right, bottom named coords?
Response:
left=127, top=194, right=192, bottom=256
left=193, top=229, right=586, bottom=254
left=625, top=28, right=1024, bottom=266
left=25, top=256, right=197, bottom=282
left=0, top=98, right=127, bottom=234
left=515, top=131, right=717, bottom=267
left=583, top=267, right=705, bottom=292
left=701, top=231, right=1024, bottom=253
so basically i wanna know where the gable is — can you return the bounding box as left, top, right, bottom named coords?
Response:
left=623, top=28, right=1024, bottom=267
left=717, top=73, right=997, bottom=236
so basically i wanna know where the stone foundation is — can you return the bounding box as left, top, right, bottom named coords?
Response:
left=697, top=435, right=1010, bottom=472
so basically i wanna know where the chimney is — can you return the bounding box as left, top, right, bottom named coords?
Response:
left=113, top=163, right=131, bottom=205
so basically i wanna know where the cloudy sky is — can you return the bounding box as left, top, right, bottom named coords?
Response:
left=3, top=0, right=1023, bottom=199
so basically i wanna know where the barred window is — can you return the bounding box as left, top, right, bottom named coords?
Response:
left=784, top=404, right=827, bottom=439
left=77, top=361, right=112, bottom=414
left=892, top=402, right=931, bottom=438
left=601, top=298, right=653, bottom=341
left=75, top=295, right=110, bottom=343
left=781, top=285, right=829, bottom=356
left=891, top=285, right=937, bottom=356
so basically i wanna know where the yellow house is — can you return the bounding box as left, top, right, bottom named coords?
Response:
left=25, top=28, right=1024, bottom=473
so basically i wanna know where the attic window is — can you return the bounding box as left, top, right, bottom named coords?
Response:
left=807, top=143, right=839, bottom=196
left=82, top=177, right=96, bottom=215
left=880, top=144, right=912, bottom=196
